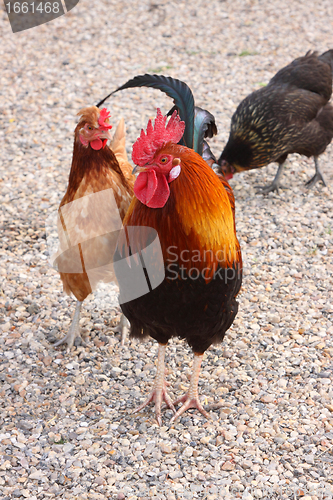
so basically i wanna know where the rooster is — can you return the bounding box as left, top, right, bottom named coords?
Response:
left=53, top=106, right=134, bottom=350
left=114, top=109, right=242, bottom=425
left=218, top=50, right=333, bottom=193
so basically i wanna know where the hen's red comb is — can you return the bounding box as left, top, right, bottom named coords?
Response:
left=132, top=108, right=185, bottom=166
left=98, top=108, right=112, bottom=131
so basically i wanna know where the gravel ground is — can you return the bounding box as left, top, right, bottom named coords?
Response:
left=1, top=0, right=333, bottom=499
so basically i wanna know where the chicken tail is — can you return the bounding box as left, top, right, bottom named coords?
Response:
left=97, top=74, right=218, bottom=163
left=166, top=104, right=218, bottom=156
left=97, top=74, right=196, bottom=150
left=202, top=139, right=218, bottom=167
left=110, top=118, right=133, bottom=181
left=193, top=106, right=218, bottom=157
left=319, top=49, right=333, bottom=73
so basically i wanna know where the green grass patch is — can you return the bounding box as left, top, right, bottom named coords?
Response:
left=54, top=437, right=67, bottom=445
left=238, top=50, right=258, bottom=57
left=148, top=65, right=173, bottom=73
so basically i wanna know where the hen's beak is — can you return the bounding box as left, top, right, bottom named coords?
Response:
left=99, top=129, right=113, bottom=142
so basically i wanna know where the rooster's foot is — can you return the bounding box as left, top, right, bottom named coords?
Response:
left=169, top=353, right=211, bottom=423
left=170, top=393, right=211, bottom=423
left=133, top=383, right=175, bottom=426
left=133, top=344, right=175, bottom=426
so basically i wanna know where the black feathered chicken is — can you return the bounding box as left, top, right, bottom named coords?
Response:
left=218, top=50, right=333, bottom=193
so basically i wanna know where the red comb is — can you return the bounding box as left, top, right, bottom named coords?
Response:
left=98, top=108, right=112, bottom=131
left=132, top=108, right=185, bottom=166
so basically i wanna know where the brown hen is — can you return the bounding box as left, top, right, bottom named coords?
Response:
left=54, top=106, right=134, bottom=350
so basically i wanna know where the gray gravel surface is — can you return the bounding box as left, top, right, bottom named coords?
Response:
left=1, top=0, right=333, bottom=499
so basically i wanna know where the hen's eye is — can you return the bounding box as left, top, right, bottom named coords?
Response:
left=160, top=157, right=168, bottom=164
left=87, top=126, right=93, bottom=130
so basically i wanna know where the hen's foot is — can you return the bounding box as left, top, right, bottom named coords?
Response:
left=305, top=171, right=326, bottom=189
left=256, top=162, right=284, bottom=194
left=305, top=157, right=326, bottom=189
left=133, top=344, right=175, bottom=426
left=255, top=182, right=281, bottom=194
left=53, top=329, right=83, bottom=350
left=53, top=301, right=82, bottom=352
left=109, top=313, right=129, bottom=345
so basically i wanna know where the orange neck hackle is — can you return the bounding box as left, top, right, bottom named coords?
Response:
left=124, top=143, right=240, bottom=280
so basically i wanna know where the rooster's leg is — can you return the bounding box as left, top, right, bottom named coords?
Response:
left=305, top=157, right=327, bottom=188
left=53, top=300, right=82, bottom=351
left=109, top=313, right=130, bottom=345
left=170, top=353, right=211, bottom=424
left=256, top=162, right=284, bottom=194
left=133, top=343, right=175, bottom=426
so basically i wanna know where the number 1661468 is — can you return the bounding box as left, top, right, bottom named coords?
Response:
left=5, top=2, right=61, bottom=14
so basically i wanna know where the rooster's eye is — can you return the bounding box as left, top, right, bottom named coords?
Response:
left=160, top=157, right=168, bottom=164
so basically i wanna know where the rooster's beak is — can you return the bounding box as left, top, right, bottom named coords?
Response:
left=132, top=165, right=148, bottom=175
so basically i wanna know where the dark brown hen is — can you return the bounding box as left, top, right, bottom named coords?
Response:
left=218, top=50, right=333, bottom=193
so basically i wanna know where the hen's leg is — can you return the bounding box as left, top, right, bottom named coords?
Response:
left=133, top=343, right=175, bottom=426
left=54, top=300, right=82, bottom=351
left=256, top=162, right=284, bottom=194
left=305, top=157, right=326, bottom=188
left=109, top=313, right=130, bottom=345
left=170, top=353, right=211, bottom=423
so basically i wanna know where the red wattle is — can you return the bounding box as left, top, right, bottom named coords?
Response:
left=90, top=138, right=103, bottom=150
left=134, top=172, right=149, bottom=205
left=134, top=170, right=170, bottom=208
left=146, top=170, right=158, bottom=203
left=147, top=174, right=170, bottom=208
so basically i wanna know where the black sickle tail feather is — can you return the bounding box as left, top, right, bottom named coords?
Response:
left=96, top=74, right=195, bottom=149
left=167, top=104, right=218, bottom=154
left=202, top=139, right=218, bottom=165
left=194, top=106, right=218, bottom=157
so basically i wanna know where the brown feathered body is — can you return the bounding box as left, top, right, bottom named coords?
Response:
left=116, top=144, right=242, bottom=354
left=219, top=50, right=333, bottom=175
left=58, top=107, right=134, bottom=305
